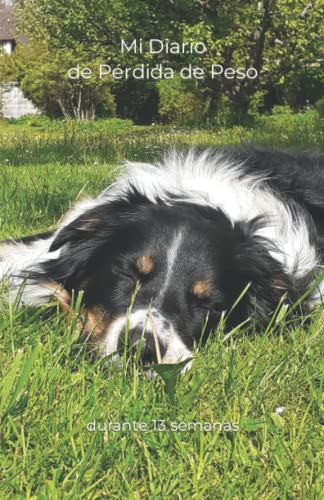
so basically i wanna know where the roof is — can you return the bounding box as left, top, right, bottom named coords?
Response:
left=0, top=4, right=27, bottom=44
left=0, top=4, right=15, bottom=40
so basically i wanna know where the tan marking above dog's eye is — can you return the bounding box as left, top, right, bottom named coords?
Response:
left=192, top=280, right=213, bottom=298
left=136, top=255, right=154, bottom=274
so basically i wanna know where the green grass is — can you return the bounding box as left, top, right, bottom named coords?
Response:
left=0, top=114, right=323, bottom=497
left=0, top=110, right=322, bottom=169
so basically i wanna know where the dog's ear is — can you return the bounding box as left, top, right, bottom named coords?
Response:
left=50, top=191, right=151, bottom=252
left=44, top=193, right=152, bottom=291
left=50, top=204, right=113, bottom=252
left=45, top=202, right=123, bottom=290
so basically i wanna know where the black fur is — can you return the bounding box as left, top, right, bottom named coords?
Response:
left=2, top=147, right=323, bottom=363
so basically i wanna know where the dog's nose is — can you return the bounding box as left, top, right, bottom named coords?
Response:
left=119, top=327, right=166, bottom=364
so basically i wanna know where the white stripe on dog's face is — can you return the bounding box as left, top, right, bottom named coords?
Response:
left=157, top=231, right=183, bottom=301
left=98, top=231, right=192, bottom=368
left=100, top=307, right=192, bottom=367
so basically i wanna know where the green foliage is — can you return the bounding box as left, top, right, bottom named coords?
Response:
left=151, top=359, right=193, bottom=401
left=114, top=79, right=159, bottom=124
left=157, top=76, right=203, bottom=126
left=0, top=112, right=321, bottom=177
left=0, top=126, right=323, bottom=494
left=0, top=42, right=116, bottom=120
left=14, top=0, right=143, bottom=60
left=10, top=0, right=323, bottom=124
left=315, top=97, right=324, bottom=119
left=246, top=90, right=267, bottom=117
left=271, top=105, right=293, bottom=115
left=0, top=291, right=322, bottom=497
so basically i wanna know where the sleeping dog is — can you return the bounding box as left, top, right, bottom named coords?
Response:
left=0, top=148, right=323, bottom=366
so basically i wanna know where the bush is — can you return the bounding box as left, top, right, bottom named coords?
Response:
left=157, top=76, right=203, bottom=126
left=114, top=79, right=159, bottom=125
left=0, top=43, right=116, bottom=120
left=315, top=98, right=324, bottom=119
left=271, top=105, right=293, bottom=115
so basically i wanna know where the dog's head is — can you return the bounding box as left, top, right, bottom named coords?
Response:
left=44, top=191, right=289, bottom=366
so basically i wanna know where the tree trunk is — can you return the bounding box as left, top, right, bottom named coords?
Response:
left=57, top=98, right=70, bottom=119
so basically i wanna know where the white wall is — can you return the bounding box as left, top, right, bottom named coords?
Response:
left=1, top=82, right=39, bottom=119
left=0, top=40, right=14, bottom=55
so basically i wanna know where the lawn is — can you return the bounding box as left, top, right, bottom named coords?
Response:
left=0, top=113, right=323, bottom=498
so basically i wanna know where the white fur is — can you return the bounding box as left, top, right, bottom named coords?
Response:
left=0, top=149, right=322, bottom=310
left=101, top=150, right=322, bottom=304
left=157, top=231, right=183, bottom=301
left=0, top=237, right=58, bottom=305
left=0, top=197, right=108, bottom=305
left=97, top=235, right=192, bottom=366
left=100, top=308, right=192, bottom=367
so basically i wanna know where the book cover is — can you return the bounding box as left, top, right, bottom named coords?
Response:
left=0, top=0, right=323, bottom=497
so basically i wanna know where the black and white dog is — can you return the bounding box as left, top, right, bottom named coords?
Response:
left=0, top=148, right=323, bottom=366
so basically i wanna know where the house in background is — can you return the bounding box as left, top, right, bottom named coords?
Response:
left=0, top=1, right=15, bottom=54
left=0, top=2, right=39, bottom=118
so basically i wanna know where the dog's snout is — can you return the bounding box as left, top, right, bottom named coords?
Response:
left=118, top=326, right=166, bottom=364
left=128, top=326, right=145, bottom=346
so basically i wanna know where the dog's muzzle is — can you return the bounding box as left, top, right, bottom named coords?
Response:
left=117, top=326, right=167, bottom=364
left=101, top=308, right=192, bottom=367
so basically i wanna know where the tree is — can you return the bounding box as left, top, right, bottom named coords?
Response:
left=11, top=0, right=324, bottom=122
left=178, top=0, right=323, bottom=114
left=0, top=42, right=116, bottom=119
